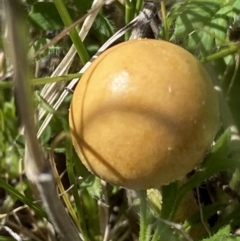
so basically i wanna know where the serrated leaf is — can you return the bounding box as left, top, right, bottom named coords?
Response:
left=211, top=17, right=228, bottom=47
left=202, top=26, right=215, bottom=52
left=202, top=226, right=240, bottom=241
left=170, top=0, right=238, bottom=57
left=216, top=4, right=233, bottom=15
left=232, top=1, right=240, bottom=13
left=172, top=0, right=220, bottom=38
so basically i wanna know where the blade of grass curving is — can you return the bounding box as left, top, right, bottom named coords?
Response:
left=3, top=2, right=82, bottom=240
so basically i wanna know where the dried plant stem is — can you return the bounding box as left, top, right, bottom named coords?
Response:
left=3, top=1, right=82, bottom=241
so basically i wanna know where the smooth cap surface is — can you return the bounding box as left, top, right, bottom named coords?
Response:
left=69, top=39, right=219, bottom=190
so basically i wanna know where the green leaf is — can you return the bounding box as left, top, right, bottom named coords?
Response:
left=211, top=17, right=228, bottom=47
left=216, top=4, right=233, bottom=15
left=29, top=38, right=51, bottom=59
left=72, top=0, right=93, bottom=14
left=200, top=128, right=238, bottom=173
left=29, top=2, right=64, bottom=30
left=169, top=129, right=237, bottom=220
left=212, top=130, right=231, bottom=154
left=0, top=178, right=47, bottom=218
left=172, top=0, right=220, bottom=38
left=184, top=128, right=235, bottom=191
left=202, top=226, right=240, bottom=241
left=188, top=25, right=215, bottom=56
left=161, top=182, right=179, bottom=219
left=170, top=0, right=239, bottom=57
left=92, top=14, right=115, bottom=43
left=212, top=204, right=240, bottom=233
left=53, top=0, right=89, bottom=64
left=183, top=203, right=227, bottom=230
left=232, top=1, right=240, bottom=13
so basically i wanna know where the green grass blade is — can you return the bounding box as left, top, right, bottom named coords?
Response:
left=53, top=0, right=89, bottom=64
left=0, top=178, right=47, bottom=218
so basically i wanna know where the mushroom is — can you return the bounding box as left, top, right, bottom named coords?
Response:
left=69, top=39, right=219, bottom=190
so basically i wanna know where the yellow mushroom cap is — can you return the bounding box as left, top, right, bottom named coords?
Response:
left=69, top=39, right=219, bottom=190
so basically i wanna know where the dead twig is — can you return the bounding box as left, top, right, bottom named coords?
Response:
left=3, top=1, right=82, bottom=240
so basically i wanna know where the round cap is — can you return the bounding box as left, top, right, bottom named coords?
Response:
left=69, top=39, right=219, bottom=190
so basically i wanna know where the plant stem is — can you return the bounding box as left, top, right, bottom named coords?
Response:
left=201, top=44, right=239, bottom=63
left=138, top=190, right=148, bottom=241
left=0, top=73, right=82, bottom=89
left=160, top=1, right=169, bottom=41
left=53, top=0, right=89, bottom=64
left=125, top=0, right=133, bottom=40
left=135, top=0, right=143, bottom=15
